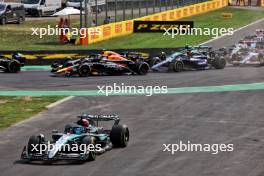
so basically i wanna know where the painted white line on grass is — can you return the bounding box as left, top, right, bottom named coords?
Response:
left=200, top=18, right=264, bottom=45
left=46, top=96, right=75, bottom=109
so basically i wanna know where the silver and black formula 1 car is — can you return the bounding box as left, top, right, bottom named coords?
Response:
left=21, top=114, right=129, bottom=162
left=151, top=45, right=226, bottom=72
left=0, top=53, right=25, bottom=73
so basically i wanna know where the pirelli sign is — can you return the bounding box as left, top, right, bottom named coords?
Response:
left=133, top=21, right=194, bottom=33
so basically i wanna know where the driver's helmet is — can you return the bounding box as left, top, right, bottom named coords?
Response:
left=12, top=53, right=23, bottom=60
left=186, top=50, right=192, bottom=56
left=64, top=124, right=85, bottom=135
left=82, top=119, right=89, bottom=128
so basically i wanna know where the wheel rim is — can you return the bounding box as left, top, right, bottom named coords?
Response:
left=9, top=62, right=20, bottom=73
left=139, top=63, right=149, bottom=74
left=80, top=66, right=90, bottom=76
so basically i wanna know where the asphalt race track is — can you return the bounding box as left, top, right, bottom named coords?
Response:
left=0, top=67, right=264, bottom=91
left=1, top=91, right=264, bottom=176
left=0, top=18, right=264, bottom=176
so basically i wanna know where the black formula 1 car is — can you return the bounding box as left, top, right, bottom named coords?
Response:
left=51, top=56, right=149, bottom=77
left=21, top=114, right=129, bottom=162
left=0, top=53, right=26, bottom=73
left=151, top=46, right=226, bottom=72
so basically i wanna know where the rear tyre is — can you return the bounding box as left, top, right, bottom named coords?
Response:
left=110, top=125, right=129, bottom=148
left=78, top=64, right=91, bottom=77
left=135, top=62, right=149, bottom=75
left=81, top=136, right=96, bottom=161
left=7, top=60, right=21, bottom=73
left=169, top=60, right=184, bottom=72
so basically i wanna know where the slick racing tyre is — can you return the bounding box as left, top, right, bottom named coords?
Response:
left=78, top=64, right=91, bottom=77
left=169, top=60, right=184, bottom=72
left=258, top=53, right=264, bottom=66
left=51, top=61, right=60, bottom=71
left=81, top=136, right=96, bottom=161
left=149, top=57, right=161, bottom=67
left=135, top=62, right=149, bottom=75
left=212, top=57, right=226, bottom=69
left=110, top=125, right=129, bottom=148
left=7, top=60, right=21, bottom=73
left=27, top=135, right=45, bottom=154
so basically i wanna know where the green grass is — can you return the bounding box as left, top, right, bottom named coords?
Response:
left=0, top=97, right=62, bottom=129
left=0, top=7, right=263, bottom=51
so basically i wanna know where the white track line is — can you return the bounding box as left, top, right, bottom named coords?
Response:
left=46, top=96, right=75, bottom=109
left=200, top=18, right=264, bottom=45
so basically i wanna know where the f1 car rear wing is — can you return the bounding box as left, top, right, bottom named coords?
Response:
left=78, top=114, right=120, bottom=125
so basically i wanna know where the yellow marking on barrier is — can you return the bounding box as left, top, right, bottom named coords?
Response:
left=77, top=0, right=228, bottom=45
left=3, top=54, right=88, bottom=60
left=42, top=54, right=79, bottom=59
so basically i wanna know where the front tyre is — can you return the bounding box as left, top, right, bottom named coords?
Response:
left=27, top=135, right=44, bottom=154
left=7, top=60, right=21, bottom=73
left=110, top=125, right=129, bottom=148
left=149, top=57, right=161, bottom=67
left=169, top=60, right=184, bottom=72
left=81, top=136, right=96, bottom=161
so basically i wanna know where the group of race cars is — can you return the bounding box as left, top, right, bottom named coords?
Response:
left=50, top=46, right=227, bottom=77
left=219, top=29, right=264, bottom=66
left=8, top=29, right=264, bottom=164
left=0, top=29, right=263, bottom=77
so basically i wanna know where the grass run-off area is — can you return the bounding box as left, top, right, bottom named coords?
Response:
left=0, top=97, right=62, bottom=129
left=0, top=7, right=263, bottom=50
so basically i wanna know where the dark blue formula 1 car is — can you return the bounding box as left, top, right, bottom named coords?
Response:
left=21, top=114, right=129, bottom=163
left=151, top=46, right=226, bottom=72
left=0, top=53, right=26, bottom=73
